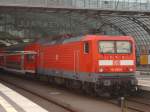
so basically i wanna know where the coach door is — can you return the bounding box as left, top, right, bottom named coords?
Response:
left=25, top=53, right=37, bottom=73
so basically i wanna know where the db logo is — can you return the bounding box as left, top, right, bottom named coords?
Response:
left=113, top=60, right=120, bottom=65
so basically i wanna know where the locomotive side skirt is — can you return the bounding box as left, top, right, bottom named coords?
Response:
left=37, top=68, right=137, bottom=86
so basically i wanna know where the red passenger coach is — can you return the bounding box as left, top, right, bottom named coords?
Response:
left=0, top=44, right=39, bottom=74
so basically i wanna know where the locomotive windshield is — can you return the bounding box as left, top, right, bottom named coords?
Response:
left=99, top=41, right=131, bottom=54
left=99, top=41, right=115, bottom=53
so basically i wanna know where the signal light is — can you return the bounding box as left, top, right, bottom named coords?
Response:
left=129, top=68, right=133, bottom=72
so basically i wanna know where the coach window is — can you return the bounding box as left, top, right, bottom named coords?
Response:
left=27, top=54, right=35, bottom=61
left=84, top=42, right=89, bottom=53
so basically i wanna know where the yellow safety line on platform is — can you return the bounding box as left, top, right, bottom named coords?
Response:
left=0, top=96, right=18, bottom=112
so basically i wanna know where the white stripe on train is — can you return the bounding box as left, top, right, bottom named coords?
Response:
left=99, top=60, right=134, bottom=66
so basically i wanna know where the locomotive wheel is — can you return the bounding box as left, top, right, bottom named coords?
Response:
left=65, top=79, right=72, bottom=90
left=34, top=73, right=40, bottom=80
left=83, top=82, right=95, bottom=96
left=25, top=72, right=33, bottom=79
left=47, top=76, right=53, bottom=84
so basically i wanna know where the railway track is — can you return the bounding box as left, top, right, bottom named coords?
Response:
left=1, top=72, right=150, bottom=112
left=126, top=97, right=150, bottom=112
left=0, top=76, right=80, bottom=112
left=103, top=96, right=150, bottom=112
left=0, top=73, right=122, bottom=112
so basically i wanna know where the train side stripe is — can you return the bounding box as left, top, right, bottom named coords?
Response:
left=99, top=60, right=113, bottom=65
left=99, top=60, right=134, bottom=65
left=120, top=60, right=134, bottom=65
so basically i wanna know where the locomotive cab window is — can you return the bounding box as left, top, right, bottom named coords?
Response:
left=99, top=41, right=131, bottom=54
left=84, top=42, right=89, bottom=53
left=99, top=41, right=115, bottom=54
left=116, top=41, right=131, bottom=54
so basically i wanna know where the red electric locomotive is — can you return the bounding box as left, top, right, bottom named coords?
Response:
left=0, top=35, right=137, bottom=96
left=38, top=35, right=137, bottom=95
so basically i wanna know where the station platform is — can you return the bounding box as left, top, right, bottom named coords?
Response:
left=136, top=71, right=150, bottom=91
left=0, top=83, right=48, bottom=112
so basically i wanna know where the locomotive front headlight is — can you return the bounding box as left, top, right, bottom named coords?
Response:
left=99, top=68, right=104, bottom=72
left=129, top=68, right=133, bottom=72
left=103, top=80, right=111, bottom=86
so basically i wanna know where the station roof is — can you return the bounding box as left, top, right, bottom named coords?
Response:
left=0, top=0, right=150, bottom=54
